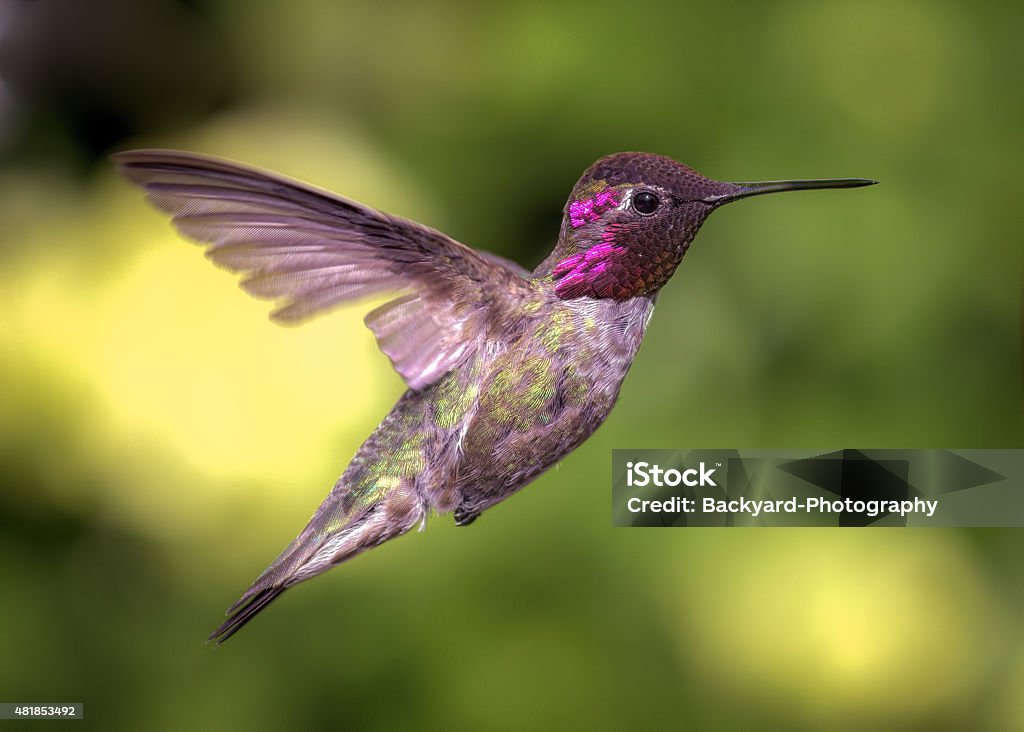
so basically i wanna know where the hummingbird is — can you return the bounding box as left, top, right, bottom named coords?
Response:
left=114, top=149, right=874, bottom=642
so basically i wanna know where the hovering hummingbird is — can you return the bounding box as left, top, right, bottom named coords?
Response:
left=114, top=150, right=874, bottom=642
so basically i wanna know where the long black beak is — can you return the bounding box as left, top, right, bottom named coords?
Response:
left=704, top=177, right=877, bottom=205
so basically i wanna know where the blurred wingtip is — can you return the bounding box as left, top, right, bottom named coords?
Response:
left=110, top=148, right=186, bottom=168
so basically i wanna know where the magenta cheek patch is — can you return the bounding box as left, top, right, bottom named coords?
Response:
left=568, top=189, right=621, bottom=228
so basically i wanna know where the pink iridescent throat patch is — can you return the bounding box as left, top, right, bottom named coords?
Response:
left=552, top=227, right=627, bottom=299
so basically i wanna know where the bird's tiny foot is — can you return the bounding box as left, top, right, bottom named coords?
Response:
left=454, top=508, right=480, bottom=526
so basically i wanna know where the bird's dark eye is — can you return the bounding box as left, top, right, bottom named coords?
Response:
left=632, top=191, right=659, bottom=215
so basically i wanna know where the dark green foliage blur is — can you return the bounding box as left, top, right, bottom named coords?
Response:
left=0, top=1, right=1021, bottom=729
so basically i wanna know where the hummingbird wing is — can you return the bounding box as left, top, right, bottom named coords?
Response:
left=114, top=149, right=528, bottom=390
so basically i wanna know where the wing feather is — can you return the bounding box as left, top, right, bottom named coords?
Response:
left=114, top=149, right=530, bottom=389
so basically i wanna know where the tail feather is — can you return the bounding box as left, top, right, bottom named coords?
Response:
left=208, top=585, right=288, bottom=645
left=207, top=518, right=349, bottom=645
left=208, top=481, right=425, bottom=644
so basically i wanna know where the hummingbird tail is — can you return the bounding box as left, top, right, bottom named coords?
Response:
left=207, top=585, right=288, bottom=644
left=208, top=478, right=425, bottom=644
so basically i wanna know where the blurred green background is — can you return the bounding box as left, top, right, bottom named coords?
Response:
left=1, top=0, right=1021, bottom=729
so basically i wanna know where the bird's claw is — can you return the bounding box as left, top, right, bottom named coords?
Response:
left=454, top=508, right=480, bottom=526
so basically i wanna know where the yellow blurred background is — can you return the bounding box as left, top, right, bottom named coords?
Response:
left=0, top=1, right=1021, bottom=729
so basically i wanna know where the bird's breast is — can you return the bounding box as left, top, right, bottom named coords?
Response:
left=423, top=295, right=655, bottom=514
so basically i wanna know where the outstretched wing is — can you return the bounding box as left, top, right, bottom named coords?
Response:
left=114, top=149, right=528, bottom=390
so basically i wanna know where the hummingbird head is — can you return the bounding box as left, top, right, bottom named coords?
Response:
left=542, top=152, right=874, bottom=300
